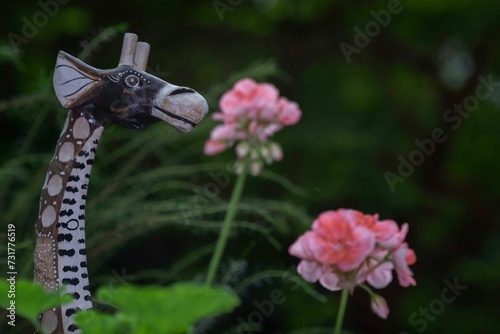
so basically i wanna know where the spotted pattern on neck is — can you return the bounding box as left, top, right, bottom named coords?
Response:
left=34, top=107, right=104, bottom=334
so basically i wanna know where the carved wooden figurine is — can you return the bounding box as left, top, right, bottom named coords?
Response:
left=34, top=33, right=208, bottom=334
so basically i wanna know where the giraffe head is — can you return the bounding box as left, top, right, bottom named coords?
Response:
left=53, top=33, right=208, bottom=132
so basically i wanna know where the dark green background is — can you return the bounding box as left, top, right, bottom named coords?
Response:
left=1, top=0, right=499, bottom=333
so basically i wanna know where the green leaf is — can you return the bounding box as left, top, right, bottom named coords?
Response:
left=74, top=310, right=139, bottom=334
left=95, top=282, right=240, bottom=333
left=0, top=279, right=71, bottom=328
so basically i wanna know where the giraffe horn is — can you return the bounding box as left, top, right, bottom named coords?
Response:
left=118, top=33, right=138, bottom=66
left=134, top=41, right=150, bottom=71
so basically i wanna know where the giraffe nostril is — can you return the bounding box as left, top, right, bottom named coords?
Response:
left=169, top=88, right=195, bottom=96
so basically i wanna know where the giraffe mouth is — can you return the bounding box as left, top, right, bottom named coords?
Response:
left=151, top=85, right=209, bottom=132
left=153, top=105, right=197, bottom=130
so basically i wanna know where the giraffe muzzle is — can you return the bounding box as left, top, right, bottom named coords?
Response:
left=151, top=84, right=209, bottom=132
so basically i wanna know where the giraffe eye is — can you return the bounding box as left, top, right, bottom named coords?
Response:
left=125, top=74, right=140, bottom=88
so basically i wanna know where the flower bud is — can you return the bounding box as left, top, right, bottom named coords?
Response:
left=250, top=161, right=262, bottom=176
left=269, top=142, right=283, bottom=161
left=370, top=294, right=390, bottom=319
left=236, top=142, right=250, bottom=159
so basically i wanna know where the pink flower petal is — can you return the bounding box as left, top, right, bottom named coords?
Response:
left=338, top=209, right=377, bottom=229
left=406, top=248, right=417, bottom=265
left=277, top=97, right=302, bottom=125
left=393, top=244, right=416, bottom=287
left=336, top=226, right=376, bottom=272
left=257, top=83, right=279, bottom=101
left=204, top=140, right=227, bottom=156
left=210, top=124, right=236, bottom=141
left=319, top=272, right=342, bottom=291
left=367, top=261, right=394, bottom=289
left=297, top=260, right=323, bottom=283
left=372, top=220, right=400, bottom=249
left=313, top=210, right=348, bottom=239
left=233, top=78, right=258, bottom=93
left=288, top=231, right=317, bottom=260
left=219, top=93, right=240, bottom=115
left=260, top=123, right=282, bottom=140
left=398, top=223, right=409, bottom=245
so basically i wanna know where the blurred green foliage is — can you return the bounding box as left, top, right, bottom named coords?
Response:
left=75, top=283, right=240, bottom=334
left=1, top=0, right=500, bottom=333
left=0, top=279, right=71, bottom=331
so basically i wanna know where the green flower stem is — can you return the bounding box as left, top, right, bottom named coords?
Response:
left=358, top=284, right=374, bottom=297
left=334, top=288, right=349, bottom=334
left=205, top=162, right=248, bottom=286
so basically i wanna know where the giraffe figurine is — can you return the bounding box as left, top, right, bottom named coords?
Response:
left=34, top=33, right=208, bottom=334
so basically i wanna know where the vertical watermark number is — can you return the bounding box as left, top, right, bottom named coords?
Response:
left=6, top=223, right=17, bottom=327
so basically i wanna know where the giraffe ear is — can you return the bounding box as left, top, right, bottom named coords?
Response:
left=53, top=51, right=102, bottom=109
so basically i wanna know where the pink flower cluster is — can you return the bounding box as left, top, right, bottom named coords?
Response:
left=204, top=78, right=301, bottom=175
left=288, top=209, right=416, bottom=319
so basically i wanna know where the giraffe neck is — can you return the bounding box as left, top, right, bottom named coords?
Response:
left=34, top=106, right=104, bottom=334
